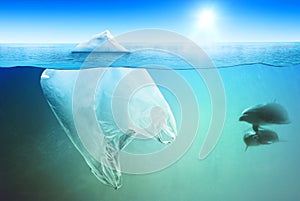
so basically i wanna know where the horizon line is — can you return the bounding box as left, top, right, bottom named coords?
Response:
left=1, top=41, right=300, bottom=44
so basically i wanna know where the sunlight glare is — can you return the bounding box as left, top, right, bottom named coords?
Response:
left=198, top=9, right=215, bottom=29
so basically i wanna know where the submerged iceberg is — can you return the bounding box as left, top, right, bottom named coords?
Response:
left=72, top=30, right=129, bottom=53
left=40, top=67, right=177, bottom=189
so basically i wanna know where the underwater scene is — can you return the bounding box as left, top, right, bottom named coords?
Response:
left=1, top=29, right=300, bottom=201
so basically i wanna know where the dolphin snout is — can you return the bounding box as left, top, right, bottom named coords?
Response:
left=239, top=115, right=246, bottom=121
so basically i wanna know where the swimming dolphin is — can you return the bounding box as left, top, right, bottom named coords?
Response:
left=257, top=129, right=279, bottom=144
left=239, top=103, right=290, bottom=132
left=244, top=133, right=260, bottom=151
left=244, top=129, right=279, bottom=151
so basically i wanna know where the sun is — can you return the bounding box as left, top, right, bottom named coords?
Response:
left=192, top=8, right=219, bottom=44
left=198, top=9, right=215, bottom=28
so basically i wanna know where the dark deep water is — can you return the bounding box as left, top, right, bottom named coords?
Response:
left=0, top=67, right=99, bottom=200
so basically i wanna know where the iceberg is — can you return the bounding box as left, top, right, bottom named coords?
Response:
left=40, top=67, right=177, bottom=189
left=72, top=30, right=129, bottom=53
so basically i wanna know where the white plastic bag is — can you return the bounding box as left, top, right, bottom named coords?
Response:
left=40, top=67, right=177, bottom=189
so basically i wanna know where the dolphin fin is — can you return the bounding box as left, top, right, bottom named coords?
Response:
left=245, top=146, right=248, bottom=152
left=252, top=124, right=259, bottom=132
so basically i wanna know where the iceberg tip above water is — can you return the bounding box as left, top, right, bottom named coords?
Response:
left=72, top=30, right=129, bottom=53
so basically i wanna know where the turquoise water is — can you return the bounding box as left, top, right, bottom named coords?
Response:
left=1, top=43, right=300, bottom=200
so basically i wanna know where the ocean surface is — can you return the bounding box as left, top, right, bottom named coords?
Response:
left=1, top=43, right=300, bottom=201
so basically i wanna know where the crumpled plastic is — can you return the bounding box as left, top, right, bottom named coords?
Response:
left=40, top=67, right=177, bottom=189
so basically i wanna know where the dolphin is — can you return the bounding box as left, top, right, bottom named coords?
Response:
left=244, top=133, right=260, bottom=151
left=239, top=103, right=290, bottom=132
left=244, top=129, right=279, bottom=151
left=257, top=129, right=279, bottom=144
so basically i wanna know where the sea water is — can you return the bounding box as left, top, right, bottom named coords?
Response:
left=1, top=43, right=300, bottom=201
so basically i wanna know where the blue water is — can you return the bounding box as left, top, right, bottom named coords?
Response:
left=1, top=43, right=300, bottom=201
left=1, top=43, right=300, bottom=68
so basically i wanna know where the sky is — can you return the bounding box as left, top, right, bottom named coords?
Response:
left=0, top=0, right=299, bottom=43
